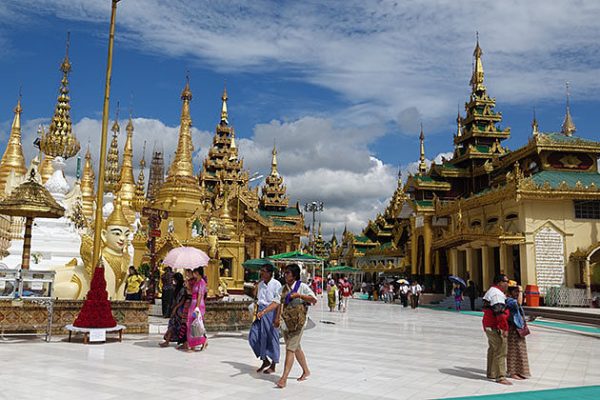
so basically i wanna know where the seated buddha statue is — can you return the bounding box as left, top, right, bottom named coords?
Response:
left=54, top=197, right=132, bottom=300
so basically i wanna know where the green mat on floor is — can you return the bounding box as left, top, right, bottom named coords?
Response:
left=443, top=385, right=600, bottom=400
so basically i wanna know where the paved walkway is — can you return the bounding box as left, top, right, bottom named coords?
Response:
left=0, top=300, right=598, bottom=400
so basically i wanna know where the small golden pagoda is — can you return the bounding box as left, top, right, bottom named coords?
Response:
left=0, top=99, right=27, bottom=195
left=80, top=146, right=96, bottom=222
left=104, top=113, right=121, bottom=194
left=116, top=116, right=137, bottom=219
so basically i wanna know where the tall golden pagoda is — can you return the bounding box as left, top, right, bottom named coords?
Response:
left=104, top=113, right=121, bottom=194
left=260, top=145, right=289, bottom=210
left=39, top=33, right=81, bottom=184
left=153, top=79, right=203, bottom=225
left=200, top=86, right=248, bottom=198
left=0, top=99, right=27, bottom=195
left=117, top=116, right=136, bottom=218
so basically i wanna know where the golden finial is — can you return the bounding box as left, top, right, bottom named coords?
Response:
left=40, top=32, right=80, bottom=159
left=105, top=194, right=130, bottom=227
left=0, top=95, right=28, bottom=194
left=181, top=72, right=192, bottom=101
left=221, top=83, right=229, bottom=124
left=455, top=107, right=462, bottom=138
left=418, top=123, right=427, bottom=175
left=271, top=144, right=278, bottom=175
left=531, top=108, right=539, bottom=137
left=561, top=82, right=576, bottom=136
left=470, top=32, right=485, bottom=93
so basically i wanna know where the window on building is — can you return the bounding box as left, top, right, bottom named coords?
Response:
left=574, top=200, right=600, bottom=219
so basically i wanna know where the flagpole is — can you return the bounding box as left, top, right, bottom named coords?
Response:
left=92, top=0, right=121, bottom=264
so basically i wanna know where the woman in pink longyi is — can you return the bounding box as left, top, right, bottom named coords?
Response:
left=183, top=267, right=207, bottom=351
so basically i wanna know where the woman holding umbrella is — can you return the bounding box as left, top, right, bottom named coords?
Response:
left=449, top=275, right=466, bottom=311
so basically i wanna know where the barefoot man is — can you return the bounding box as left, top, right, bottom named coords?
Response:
left=275, top=263, right=317, bottom=388
left=249, top=264, right=282, bottom=374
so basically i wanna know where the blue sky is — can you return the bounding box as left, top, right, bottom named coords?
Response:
left=1, top=1, right=599, bottom=236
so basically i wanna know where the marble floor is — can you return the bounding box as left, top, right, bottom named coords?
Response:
left=0, top=300, right=598, bottom=400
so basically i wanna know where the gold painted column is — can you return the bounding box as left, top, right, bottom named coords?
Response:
left=449, top=248, right=458, bottom=276
left=254, top=239, right=261, bottom=259
left=410, top=217, right=417, bottom=275
left=465, top=248, right=475, bottom=283
left=285, top=242, right=291, bottom=253
left=481, top=246, right=491, bottom=290
left=519, top=243, right=534, bottom=288
left=585, top=259, right=592, bottom=301
left=500, top=243, right=514, bottom=278
left=423, top=217, right=432, bottom=275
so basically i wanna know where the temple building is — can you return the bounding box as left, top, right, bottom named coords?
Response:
left=132, top=81, right=305, bottom=292
left=341, top=38, right=600, bottom=298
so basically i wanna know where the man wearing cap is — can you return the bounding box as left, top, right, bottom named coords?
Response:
left=248, top=264, right=282, bottom=374
left=482, top=274, right=512, bottom=385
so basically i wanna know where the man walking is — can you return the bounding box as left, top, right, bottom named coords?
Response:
left=409, top=280, right=422, bottom=309
left=249, top=264, right=282, bottom=374
left=160, top=266, right=175, bottom=318
left=482, top=274, right=512, bottom=385
left=340, top=277, right=352, bottom=312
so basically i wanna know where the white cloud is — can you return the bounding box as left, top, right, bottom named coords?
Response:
left=5, top=0, right=600, bottom=132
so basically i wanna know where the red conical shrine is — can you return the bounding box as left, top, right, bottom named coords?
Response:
left=73, top=264, right=117, bottom=328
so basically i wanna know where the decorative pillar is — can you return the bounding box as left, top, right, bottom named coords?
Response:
left=254, top=239, right=261, bottom=259
left=410, top=218, right=417, bottom=275
left=449, top=248, right=459, bottom=276
left=206, top=258, right=220, bottom=298
left=423, top=217, right=433, bottom=275
left=500, top=243, right=513, bottom=278
left=285, top=242, right=291, bottom=253
left=21, top=217, right=33, bottom=270
left=465, top=248, right=474, bottom=281
left=481, top=246, right=491, bottom=290
left=585, top=259, right=592, bottom=301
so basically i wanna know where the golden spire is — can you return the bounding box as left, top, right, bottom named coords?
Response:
left=0, top=97, right=28, bottom=194
left=80, top=145, right=96, bottom=221
left=221, top=84, right=229, bottom=124
left=271, top=144, right=278, bottom=175
left=117, top=115, right=136, bottom=210
left=134, top=141, right=147, bottom=212
left=470, top=32, right=485, bottom=92
left=561, top=82, right=576, bottom=137
left=40, top=32, right=81, bottom=159
left=418, top=123, right=427, bottom=175
left=230, top=131, right=237, bottom=150
left=38, top=126, right=55, bottom=184
left=455, top=109, right=462, bottom=138
left=104, top=108, right=121, bottom=193
left=166, top=77, right=195, bottom=178
left=531, top=108, right=539, bottom=137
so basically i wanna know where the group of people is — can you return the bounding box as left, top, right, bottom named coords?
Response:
left=361, top=280, right=423, bottom=309
left=159, top=267, right=208, bottom=352
left=326, top=277, right=353, bottom=312
left=249, top=263, right=317, bottom=389
left=483, top=274, right=531, bottom=385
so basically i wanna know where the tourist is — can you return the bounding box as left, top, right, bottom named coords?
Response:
left=248, top=264, right=282, bottom=374
left=177, top=269, right=196, bottom=349
left=482, top=274, right=511, bottom=385
left=506, top=284, right=531, bottom=380
left=327, top=279, right=338, bottom=312
left=182, top=267, right=208, bottom=351
left=453, top=283, right=464, bottom=311
left=159, top=272, right=186, bottom=347
left=124, top=266, right=144, bottom=301
left=161, top=266, right=175, bottom=318
left=409, top=280, right=422, bottom=309
left=465, top=280, right=478, bottom=311
left=275, top=263, right=317, bottom=389
left=340, top=277, right=352, bottom=312
left=399, top=282, right=409, bottom=307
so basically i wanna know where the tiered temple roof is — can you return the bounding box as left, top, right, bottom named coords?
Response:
left=260, top=145, right=289, bottom=210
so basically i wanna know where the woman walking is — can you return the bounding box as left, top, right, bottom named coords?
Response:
left=182, top=267, right=208, bottom=351
left=275, top=264, right=317, bottom=388
left=125, top=267, right=145, bottom=300
left=506, top=285, right=531, bottom=379
left=327, top=279, right=338, bottom=312
left=160, top=272, right=186, bottom=347
left=453, top=283, right=464, bottom=311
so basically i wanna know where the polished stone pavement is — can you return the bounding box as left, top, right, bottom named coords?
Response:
left=0, top=300, right=598, bottom=400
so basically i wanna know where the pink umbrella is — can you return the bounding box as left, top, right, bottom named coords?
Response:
left=163, top=247, right=209, bottom=269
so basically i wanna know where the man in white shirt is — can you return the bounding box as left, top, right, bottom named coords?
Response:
left=248, top=264, right=282, bottom=374
left=409, top=281, right=422, bottom=309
